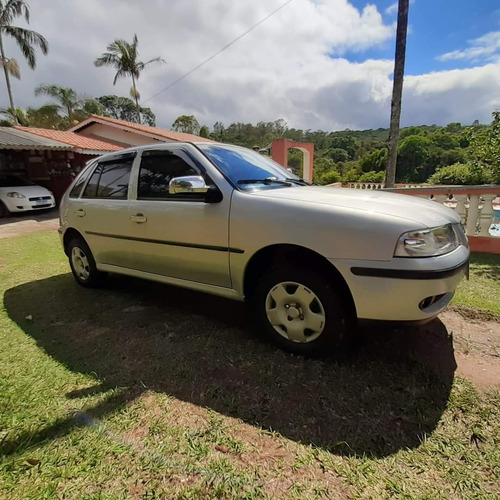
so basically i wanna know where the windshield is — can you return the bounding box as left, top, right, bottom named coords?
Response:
left=198, top=144, right=303, bottom=191
left=0, top=176, right=35, bottom=187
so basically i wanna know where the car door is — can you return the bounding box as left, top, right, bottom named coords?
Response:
left=124, top=146, right=232, bottom=288
left=73, top=152, right=137, bottom=269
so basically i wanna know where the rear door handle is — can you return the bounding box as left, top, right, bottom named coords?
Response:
left=75, top=209, right=86, bottom=217
left=130, top=213, right=147, bottom=223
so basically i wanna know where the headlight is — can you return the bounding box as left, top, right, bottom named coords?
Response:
left=7, top=192, right=26, bottom=198
left=394, top=223, right=466, bottom=257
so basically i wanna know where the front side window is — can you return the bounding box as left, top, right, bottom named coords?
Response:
left=138, top=149, right=202, bottom=200
left=198, top=144, right=305, bottom=191
left=82, top=158, right=133, bottom=199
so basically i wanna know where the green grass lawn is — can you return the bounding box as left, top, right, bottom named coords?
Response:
left=0, top=231, right=499, bottom=499
left=452, top=253, right=500, bottom=316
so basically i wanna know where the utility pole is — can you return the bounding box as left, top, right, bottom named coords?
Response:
left=385, top=0, right=410, bottom=188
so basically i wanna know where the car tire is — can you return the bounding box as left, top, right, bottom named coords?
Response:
left=0, top=201, right=9, bottom=218
left=68, top=237, right=106, bottom=287
left=251, top=265, right=348, bottom=355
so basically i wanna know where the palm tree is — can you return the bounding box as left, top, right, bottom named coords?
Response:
left=34, top=84, right=81, bottom=125
left=0, top=105, right=27, bottom=125
left=385, top=0, right=409, bottom=188
left=94, top=34, right=164, bottom=121
left=0, top=0, right=48, bottom=123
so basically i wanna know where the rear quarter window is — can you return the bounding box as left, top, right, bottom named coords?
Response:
left=82, top=157, right=134, bottom=199
left=69, top=163, right=95, bottom=198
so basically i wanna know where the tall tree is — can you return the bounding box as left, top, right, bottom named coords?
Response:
left=385, top=0, right=409, bottom=188
left=0, top=0, right=48, bottom=123
left=34, top=84, right=82, bottom=124
left=0, top=105, right=27, bottom=125
left=96, top=94, right=156, bottom=126
left=172, top=114, right=200, bottom=134
left=94, top=34, right=164, bottom=120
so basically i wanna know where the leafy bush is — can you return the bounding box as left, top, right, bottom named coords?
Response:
left=467, top=111, right=500, bottom=184
left=319, top=170, right=342, bottom=185
left=359, top=148, right=387, bottom=173
left=428, top=163, right=492, bottom=185
left=343, top=167, right=361, bottom=183
left=358, top=170, right=385, bottom=183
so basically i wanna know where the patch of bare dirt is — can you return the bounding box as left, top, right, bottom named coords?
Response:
left=0, top=210, right=58, bottom=239
left=440, top=310, right=500, bottom=390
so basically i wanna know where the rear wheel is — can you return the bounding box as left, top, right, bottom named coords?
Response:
left=251, top=265, right=348, bottom=355
left=68, top=237, right=106, bottom=287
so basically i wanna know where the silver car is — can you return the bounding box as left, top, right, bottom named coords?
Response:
left=59, top=142, right=469, bottom=354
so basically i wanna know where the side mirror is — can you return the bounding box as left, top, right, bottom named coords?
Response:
left=169, top=175, right=223, bottom=203
left=169, top=175, right=209, bottom=194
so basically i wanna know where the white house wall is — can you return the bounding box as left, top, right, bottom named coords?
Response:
left=78, top=123, right=173, bottom=147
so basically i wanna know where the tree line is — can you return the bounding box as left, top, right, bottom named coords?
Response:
left=180, top=113, right=499, bottom=186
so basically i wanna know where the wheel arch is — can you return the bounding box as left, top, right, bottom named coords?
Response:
left=243, top=244, right=357, bottom=318
left=63, top=227, right=86, bottom=256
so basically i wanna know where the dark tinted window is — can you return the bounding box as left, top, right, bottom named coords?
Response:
left=82, top=158, right=133, bottom=199
left=0, top=176, right=35, bottom=187
left=69, top=163, right=95, bottom=198
left=138, top=150, right=201, bottom=199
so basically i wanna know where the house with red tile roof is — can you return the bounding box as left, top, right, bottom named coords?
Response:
left=68, top=115, right=215, bottom=147
left=15, top=127, right=122, bottom=155
left=1, top=127, right=119, bottom=202
left=2, top=116, right=212, bottom=202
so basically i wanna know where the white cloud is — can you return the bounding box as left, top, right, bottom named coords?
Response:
left=437, top=31, right=500, bottom=63
left=385, top=2, right=398, bottom=15
left=1, top=0, right=498, bottom=131
left=403, top=64, right=500, bottom=125
left=385, top=0, right=415, bottom=17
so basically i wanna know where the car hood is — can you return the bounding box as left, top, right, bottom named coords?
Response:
left=0, top=185, right=53, bottom=197
left=249, top=186, right=460, bottom=227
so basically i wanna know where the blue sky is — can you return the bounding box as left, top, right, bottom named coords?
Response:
left=349, top=0, right=500, bottom=74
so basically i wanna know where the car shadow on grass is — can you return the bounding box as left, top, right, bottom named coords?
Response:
left=3, top=272, right=457, bottom=458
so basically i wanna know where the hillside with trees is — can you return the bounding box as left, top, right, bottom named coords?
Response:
left=205, top=113, right=499, bottom=186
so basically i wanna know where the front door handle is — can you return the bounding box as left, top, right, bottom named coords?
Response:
left=130, top=213, right=147, bottom=223
left=75, top=209, right=86, bottom=217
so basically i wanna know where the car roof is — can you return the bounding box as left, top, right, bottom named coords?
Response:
left=94, top=141, right=240, bottom=162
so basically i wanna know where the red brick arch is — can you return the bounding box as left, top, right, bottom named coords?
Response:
left=271, top=138, right=314, bottom=183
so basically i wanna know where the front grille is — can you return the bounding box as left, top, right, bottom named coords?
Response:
left=31, top=203, right=52, bottom=209
left=29, top=196, right=51, bottom=201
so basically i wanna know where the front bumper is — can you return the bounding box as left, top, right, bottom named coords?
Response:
left=3, top=196, right=56, bottom=213
left=332, top=245, right=470, bottom=321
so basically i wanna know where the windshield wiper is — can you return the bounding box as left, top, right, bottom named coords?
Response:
left=237, top=177, right=292, bottom=186
left=285, top=178, right=310, bottom=186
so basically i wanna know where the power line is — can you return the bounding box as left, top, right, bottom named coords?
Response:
left=142, top=0, right=296, bottom=104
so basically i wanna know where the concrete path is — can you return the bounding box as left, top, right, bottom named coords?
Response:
left=0, top=210, right=59, bottom=239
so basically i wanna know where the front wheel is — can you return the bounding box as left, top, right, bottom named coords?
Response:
left=68, top=237, right=106, bottom=287
left=251, top=266, right=348, bottom=355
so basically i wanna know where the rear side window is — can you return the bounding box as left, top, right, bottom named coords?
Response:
left=69, top=163, right=95, bottom=198
left=82, top=157, right=133, bottom=199
left=138, top=149, right=202, bottom=200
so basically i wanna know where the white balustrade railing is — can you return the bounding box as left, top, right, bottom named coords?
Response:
left=382, top=186, right=500, bottom=238
left=345, top=182, right=424, bottom=190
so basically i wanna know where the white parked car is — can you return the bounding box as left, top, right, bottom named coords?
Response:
left=0, top=176, right=56, bottom=217
left=59, top=143, right=470, bottom=354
